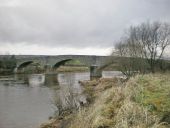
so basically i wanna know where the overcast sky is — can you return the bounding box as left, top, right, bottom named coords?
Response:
left=0, top=0, right=170, bottom=55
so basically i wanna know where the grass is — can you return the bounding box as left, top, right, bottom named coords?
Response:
left=56, top=66, right=89, bottom=72
left=132, top=74, right=170, bottom=123
left=69, top=73, right=170, bottom=128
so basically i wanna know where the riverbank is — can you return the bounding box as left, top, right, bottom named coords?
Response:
left=40, top=73, right=170, bottom=128
left=56, top=66, right=89, bottom=72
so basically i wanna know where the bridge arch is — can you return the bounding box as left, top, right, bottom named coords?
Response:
left=53, top=59, right=88, bottom=69
left=53, top=59, right=72, bottom=68
left=17, top=61, right=34, bottom=69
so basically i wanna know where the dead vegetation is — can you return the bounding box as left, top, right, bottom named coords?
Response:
left=69, top=74, right=170, bottom=128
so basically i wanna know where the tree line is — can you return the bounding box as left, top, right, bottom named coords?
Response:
left=0, top=55, right=16, bottom=74
left=112, top=21, right=170, bottom=77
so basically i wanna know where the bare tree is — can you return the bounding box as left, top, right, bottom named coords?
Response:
left=114, top=39, right=148, bottom=78
left=114, top=21, right=170, bottom=74
left=130, top=21, right=170, bottom=72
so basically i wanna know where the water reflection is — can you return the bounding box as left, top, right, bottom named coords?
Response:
left=45, top=74, right=59, bottom=87
left=0, top=74, right=56, bottom=128
left=28, top=74, right=45, bottom=87
left=102, top=71, right=123, bottom=78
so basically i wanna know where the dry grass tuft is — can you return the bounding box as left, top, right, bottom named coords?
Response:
left=69, top=74, right=170, bottom=128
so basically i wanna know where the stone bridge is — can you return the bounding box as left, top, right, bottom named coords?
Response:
left=14, top=55, right=114, bottom=77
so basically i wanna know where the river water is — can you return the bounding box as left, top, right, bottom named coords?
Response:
left=0, top=71, right=122, bottom=128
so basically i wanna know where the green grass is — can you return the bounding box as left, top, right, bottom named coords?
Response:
left=133, top=74, right=170, bottom=120
left=64, top=60, right=85, bottom=66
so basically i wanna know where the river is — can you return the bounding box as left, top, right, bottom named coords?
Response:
left=0, top=71, right=122, bottom=128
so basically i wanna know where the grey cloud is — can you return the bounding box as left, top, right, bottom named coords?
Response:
left=0, top=0, right=170, bottom=48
